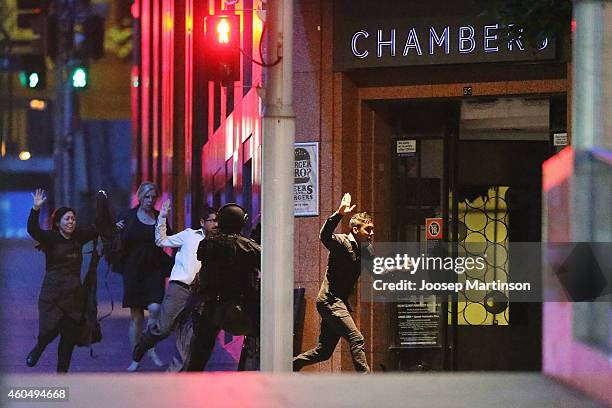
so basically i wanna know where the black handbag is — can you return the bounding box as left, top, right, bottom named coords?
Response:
left=76, top=238, right=103, bottom=348
left=106, top=232, right=126, bottom=273
left=76, top=320, right=102, bottom=347
left=105, top=210, right=136, bottom=274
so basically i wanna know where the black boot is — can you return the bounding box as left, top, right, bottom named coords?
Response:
left=57, top=336, right=75, bottom=373
left=26, top=344, right=44, bottom=367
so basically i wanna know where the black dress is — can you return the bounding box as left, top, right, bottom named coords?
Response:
left=118, top=208, right=172, bottom=308
left=27, top=209, right=97, bottom=343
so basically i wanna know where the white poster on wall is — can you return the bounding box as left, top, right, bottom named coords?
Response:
left=294, top=142, right=319, bottom=216
left=396, top=139, right=417, bottom=156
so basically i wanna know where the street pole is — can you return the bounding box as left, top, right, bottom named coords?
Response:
left=569, top=0, right=610, bottom=347
left=570, top=0, right=607, bottom=242
left=572, top=0, right=605, bottom=152
left=53, top=0, right=77, bottom=207
left=260, top=0, right=295, bottom=372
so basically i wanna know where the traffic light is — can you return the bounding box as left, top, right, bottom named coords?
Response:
left=16, top=0, right=46, bottom=30
left=74, top=15, right=105, bottom=59
left=71, top=65, right=89, bottom=89
left=19, top=71, right=41, bottom=88
left=16, top=0, right=51, bottom=57
left=203, top=14, right=241, bottom=82
left=18, top=55, right=46, bottom=89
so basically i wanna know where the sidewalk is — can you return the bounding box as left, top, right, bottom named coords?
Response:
left=2, top=372, right=606, bottom=408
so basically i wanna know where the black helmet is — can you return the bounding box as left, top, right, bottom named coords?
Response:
left=218, top=203, right=247, bottom=234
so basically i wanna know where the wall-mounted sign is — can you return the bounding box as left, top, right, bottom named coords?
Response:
left=553, top=132, right=568, bottom=146
left=425, top=218, right=443, bottom=240
left=334, top=15, right=556, bottom=71
left=395, top=301, right=442, bottom=348
left=396, top=139, right=417, bottom=156
left=294, top=142, right=319, bottom=217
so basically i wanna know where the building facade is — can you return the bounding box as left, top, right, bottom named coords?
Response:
left=133, top=1, right=610, bottom=399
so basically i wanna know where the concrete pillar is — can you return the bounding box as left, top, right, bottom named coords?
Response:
left=260, top=0, right=295, bottom=372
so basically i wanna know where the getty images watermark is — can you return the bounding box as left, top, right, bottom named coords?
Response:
left=361, top=242, right=612, bottom=302
left=371, top=252, right=531, bottom=293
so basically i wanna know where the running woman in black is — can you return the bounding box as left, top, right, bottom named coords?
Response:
left=26, top=189, right=102, bottom=373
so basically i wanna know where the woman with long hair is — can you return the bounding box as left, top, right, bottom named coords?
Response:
left=115, top=181, right=172, bottom=371
left=26, top=189, right=102, bottom=372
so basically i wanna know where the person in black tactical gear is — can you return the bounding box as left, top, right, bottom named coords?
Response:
left=186, top=203, right=261, bottom=371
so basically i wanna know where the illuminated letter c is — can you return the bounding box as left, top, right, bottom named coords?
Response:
left=351, top=30, right=369, bottom=59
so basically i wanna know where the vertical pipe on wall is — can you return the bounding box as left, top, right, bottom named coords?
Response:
left=132, top=1, right=143, bottom=197
left=140, top=0, right=151, bottom=183
left=152, top=0, right=161, bottom=184
left=260, top=0, right=295, bottom=372
left=450, top=106, right=459, bottom=371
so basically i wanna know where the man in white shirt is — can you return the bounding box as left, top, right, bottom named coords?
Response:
left=132, top=200, right=218, bottom=364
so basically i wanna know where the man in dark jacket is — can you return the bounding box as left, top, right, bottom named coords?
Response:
left=293, top=193, right=374, bottom=373
left=187, top=203, right=261, bottom=371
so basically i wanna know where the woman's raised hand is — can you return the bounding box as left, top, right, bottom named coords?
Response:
left=31, top=189, right=47, bottom=210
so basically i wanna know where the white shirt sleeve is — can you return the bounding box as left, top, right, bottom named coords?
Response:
left=155, top=216, right=186, bottom=248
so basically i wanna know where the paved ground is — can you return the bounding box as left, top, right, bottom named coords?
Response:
left=1, top=373, right=607, bottom=408
left=0, top=239, right=242, bottom=374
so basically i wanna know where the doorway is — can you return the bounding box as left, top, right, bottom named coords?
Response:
left=368, top=96, right=559, bottom=371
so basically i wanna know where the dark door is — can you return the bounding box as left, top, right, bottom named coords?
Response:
left=452, top=140, right=551, bottom=371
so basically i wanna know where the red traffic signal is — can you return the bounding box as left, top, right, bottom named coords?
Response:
left=203, top=14, right=240, bottom=82
left=16, top=0, right=44, bottom=30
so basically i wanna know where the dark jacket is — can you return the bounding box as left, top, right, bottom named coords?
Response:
left=197, top=232, right=261, bottom=335
left=197, top=233, right=261, bottom=301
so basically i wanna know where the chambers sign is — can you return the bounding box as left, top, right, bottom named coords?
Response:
left=334, top=17, right=556, bottom=71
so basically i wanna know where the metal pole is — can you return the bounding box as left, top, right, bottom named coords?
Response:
left=571, top=0, right=606, bottom=242
left=572, top=0, right=605, bottom=151
left=53, top=0, right=76, bottom=207
left=53, top=54, right=65, bottom=205
left=260, top=0, right=295, bottom=372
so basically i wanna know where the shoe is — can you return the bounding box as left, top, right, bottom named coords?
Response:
left=126, top=361, right=140, bottom=372
left=26, top=345, right=43, bottom=367
left=147, top=349, right=165, bottom=367
left=132, top=342, right=148, bottom=363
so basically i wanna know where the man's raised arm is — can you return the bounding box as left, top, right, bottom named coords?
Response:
left=320, top=193, right=356, bottom=251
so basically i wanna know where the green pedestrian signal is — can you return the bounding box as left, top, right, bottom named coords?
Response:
left=17, top=55, right=46, bottom=89
left=19, top=71, right=41, bottom=88
left=71, top=66, right=88, bottom=89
